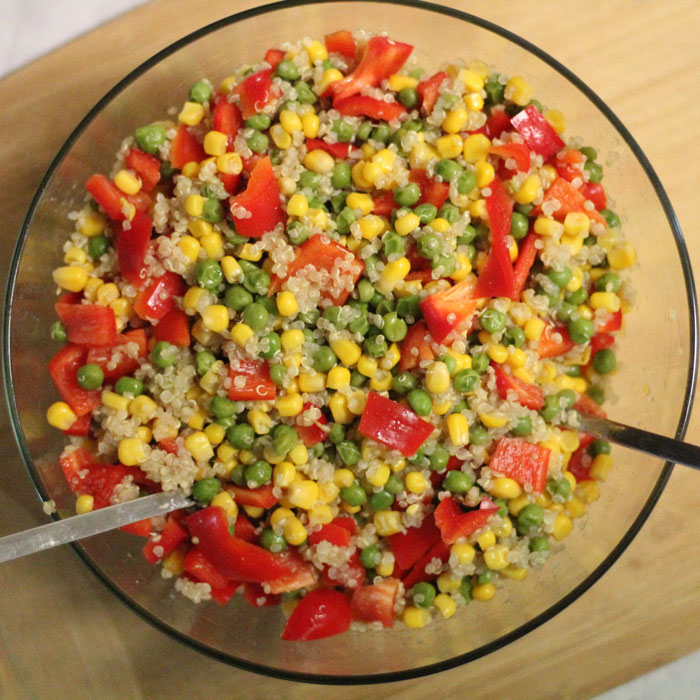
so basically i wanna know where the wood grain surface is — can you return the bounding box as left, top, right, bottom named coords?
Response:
left=0, top=2, right=698, bottom=698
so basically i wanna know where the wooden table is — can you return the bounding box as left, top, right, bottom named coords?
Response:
left=1, top=1, right=698, bottom=698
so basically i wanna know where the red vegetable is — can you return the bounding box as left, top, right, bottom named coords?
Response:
left=143, top=513, right=188, bottom=564
left=397, top=320, right=435, bottom=371
left=132, top=271, right=186, bottom=321
left=305, top=137, right=357, bottom=159
left=49, top=344, right=101, bottom=417
left=124, top=148, right=161, bottom=193
left=489, top=437, right=551, bottom=493
left=62, top=412, right=91, bottom=437
left=595, top=309, right=622, bottom=334
left=227, top=358, right=276, bottom=401
left=537, top=178, right=607, bottom=226
left=489, top=142, right=531, bottom=172
left=85, top=174, right=130, bottom=221
left=210, top=581, right=241, bottom=606
left=308, top=522, right=352, bottom=548
left=212, top=99, right=243, bottom=151
left=510, top=232, right=539, bottom=301
left=54, top=302, right=117, bottom=347
left=351, top=578, right=401, bottom=628
left=552, top=148, right=584, bottom=182
left=484, top=108, right=512, bottom=139
left=295, top=402, right=328, bottom=446
left=154, top=308, right=190, bottom=347
left=401, top=539, right=450, bottom=589
left=334, top=95, right=407, bottom=122
left=281, top=588, right=352, bottom=642
left=184, top=547, right=230, bottom=590
left=324, top=30, right=356, bottom=59
left=372, top=190, right=395, bottom=216
left=582, top=182, right=607, bottom=210
left=170, top=125, right=205, bottom=169
left=244, top=582, right=280, bottom=607
left=566, top=434, right=596, bottom=482
left=332, top=515, right=357, bottom=535
left=226, top=484, right=278, bottom=510
left=574, top=393, right=607, bottom=418
left=86, top=328, right=148, bottom=382
left=264, top=48, right=285, bottom=70
left=234, top=513, right=257, bottom=543
left=117, top=210, right=153, bottom=288
left=408, top=169, right=450, bottom=209
left=357, top=391, right=434, bottom=457
left=420, top=276, right=479, bottom=344
left=331, top=35, right=413, bottom=102
left=233, top=68, right=279, bottom=119
left=434, top=496, right=499, bottom=545
left=493, top=363, right=545, bottom=410
left=119, top=518, right=152, bottom=537
left=389, top=513, right=440, bottom=571
left=536, top=324, right=575, bottom=358
left=229, top=155, right=285, bottom=238
left=510, top=104, right=565, bottom=160
left=417, top=71, right=447, bottom=115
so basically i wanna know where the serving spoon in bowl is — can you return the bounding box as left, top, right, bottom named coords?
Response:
left=0, top=413, right=698, bottom=565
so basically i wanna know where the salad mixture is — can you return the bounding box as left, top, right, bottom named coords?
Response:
left=45, top=30, right=635, bottom=641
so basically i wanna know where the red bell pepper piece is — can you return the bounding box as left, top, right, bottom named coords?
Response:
left=535, top=323, right=575, bottom=358
left=473, top=177, right=515, bottom=299
left=489, top=437, right=551, bottom=493
left=142, top=513, right=188, bottom=564
left=233, top=68, right=279, bottom=119
left=405, top=241, right=432, bottom=272
left=85, top=174, right=131, bottom=221
left=417, top=71, right=447, bottom=116
left=510, top=232, right=539, bottom=301
left=397, top=320, right=435, bottom=371
left=294, top=402, right=328, bottom=446
left=595, top=310, right=622, bottom=334
left=332, top=35, right=413, bottom=102
left=264, top=48, right=285, bottom=70
left=227, top=358, right=276, bottom=401
left=565, top=434, right=596, bottom=482
left=184, top=546, right=231, bottom=590
left=54, top=302, right=118, bottom=347
left=60, top=447, right=132, bottom=509
left=154, top=307, right=190, bottom=347
left=269, top=234, right=364, bottom=306
left=484, top=108, right=512, bottom=139
left=159, top=437, right=179, bottom=455
left=219, top=171, right=241, bottom=195
left=226, top=483, right=278, bottom=510
left=371, top=190, right=395, bottom=216
left=244, top=582, right=280, bottom=607
left=434, top=496, right=499, bottom=545
left=493, top=363, right=545, bottom=410
left=86, top=328, right=148, bottom=382
left=186, top=507, right=292, bottom=582
left=133, top=271, right=185, bottom=321
left=210, top=581, right=242, bottom=605
left=124, top=148, right=161, bottom=193
left=574, top=393, right=607, bottom=418
left=116, top=210, right=153, bottom=288
left=537, top=178, right=607, bottom=226
left=120, top=518, right=153, bottom=537
left=489, top=142, right=531, bottom=173
left=49, top=344, right=101, bottom=416
left=510, top=104, right=565, bottom=160
left=401, top=539, right=450, bottom=589
left=408, top=169, right=450, bottom=209
left=590, top=332, right=615, bottom=357
left=212, top=99, right=243, bottom=151
left=331, top=515, right=358, bottom=535
left=304, top=138, right=356, bottom=159
left=229, top=155, right=285, bottom=238
left=582, top=182, right=607, bottom=210
left=56, top=291, right=82, bottom=305
left=234, top=513, right=257, bottom=542
left=170, top=124, right=206, bottom=169
left=420, top=276, right=479, bottom=344
left=308, top=522, right=352, bottom=548
left=553, top=148, right=584, bottom=182
left=357, top=391, right=434, bottom=457
left=264, top=550, right=318, bottom=594
left=351, top=578, right=400, bottom=628
left=324, top=29, right=356, bottom=59
left=62, top=412, right=91, bottom=437
left=281, top=588, right=352, bottom=641
left=389, top=513, right=440, bottom=571
left=334, top=95, right=407, bottom=122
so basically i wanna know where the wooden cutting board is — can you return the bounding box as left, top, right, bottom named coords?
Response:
left=1, top=1, right=699, bottom=698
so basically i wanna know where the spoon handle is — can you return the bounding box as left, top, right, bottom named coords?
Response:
left=578, top=414, right=700, bottom=471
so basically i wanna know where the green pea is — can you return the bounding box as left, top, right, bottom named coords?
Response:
left=320, top=305, right=345, bottom=329
left=425, top=446, right=448, bottom=472
left=76, top=363, right=104, bottom=390
left=247, top=130, right=269, bottom=154
left=313, top=345, right=338, bottom=372
left=223, top=285, right=252, bottom=311
left=394, top=182, right=421, bottom=207
left=359, top=544, right=382, bottom=569
left=451, top=400, right=469, bottom=414
left=593, top=348, right=616, bottom=374
left=370, top=490, right=395, bottom=511
left=192, top=478, right=221, bottom=504
left=355, top=279, right=374, bottom=304
left=469, top=424, right=488, bottom=445
left=565, top=365, right=582, bottom=378
left=187, top=78, right=212, bottom=103
left=454, top=368, right=479, bottom=393
left=510, top=211, right=529, bottom=240
left=354, top=121, right=372, bottom=141
left=439, top=353, right=457, bottom=376
left=259, top=527, right=287, bottom=553
left=517, top=504, right=544, bottom=531
left=275, top=59, right=300, bottom=81
left=565, top=287, right=588, bottom=306
left=471, top=352, right=490, bottom=374
left=87, top=234, right=110, bottom=259
left=348, top=312, right=370, bottom=335
left=384, top=473, right=404, bottom=495
left=194, top=351, right=216, bottom=377
left=480, top=308, right=507, bottom=334
left=535, top=283, right=560, bottom=307
left=286, top=220, right=309, bottom=246
left=336, top=206, right=357, bottom=235
left=350, top=370, right=366, bottom=387
left=307, top=442, right=323, bottom=459
left=396, top=294, right=421, bottom=320
left=366, top=124, right=388, bottom=144
left=255, top=332, right=280, bottom=360
left=227, top=423, right=255, bottom=450
left=160, top=160, right=177, bottom=178
left=417, top=233, right=442, bottom=260
left=439, top=93, right=460, bottom=110
left=504, top=326, right=525, bottom=348
left=135, top=123, right=167, bottom=154
left=272, top=424, right=298, bottom=457
left=512, top=415, right=533, bottom=437
left=209, top=395, right=237, bottom=420
left=330, top=119, right=353, bottom=142
left=294, top=171, right=318, bottom=191
left=382, top=312, right=408, bottom=342
left=226, top=231, right=248, bottom=246
left=579, top=146, right=597, bottom=162
left=529, top=536, right=550, bottom=552
left=540, top=395, right=561, bottom=423
left=547, top=477, right=572, bottom=499
left=328, top=161, right=351, bottom=190
left=568, top=317, right=595, bottom=344
left=294, top=79, right=317, bottom=104
left=151, top=341, right=177, bottom=369
left=242, top=267, right=270, bottom=295
left=327, top=423, right=345, bottom=445
left=241, top=302, right=269, bottom=332
left=484, top=78, right=505, bottom=105
left=558, top=389, right=577, bottom=411
left=391, top=372, right=417, bottom=395
left=398, top=86, right=419, bottom=108
left=404, top=119, right=424, bottom=132
left=587, top=386, right=605, bottom=405
left=244, top=113, right=271, bottom=130
left=584, top=160, right=603, bottom=184
left=595, top=272, right=621, bottom=293
left=50, top=321, right=67, bottom=342
left=547, top=266, right=572, bottom=288
left=298, top=309, right=320, bottom=326
left=196, top=259, right=223, bottom=290
left=556, top=301, right=577, bottom=323
left=464, top=243, right=477, bottom=264
left=340, top=481, right=367, bottom=507
left=591, top=439, right=611, bottom=456
left=435, top=158, right=461, bottom=181
left=432, top=254, right=457, bottom=278
left=114, top=376, right=143, bottom=397
left=364, top=335, right=388, bottom=358
left=407, top=388, right=431, bottom=416
left=600, top=209, right=620, bottom=228
left=383, top=231, right=405, bottom=258
left=457, top=224, right=477, bottom=247
left=411, top=203, right=436, bottom=225
left=478, top=570, right=494, bottom=585
left=458, top=577, right=473, bottom=604
left=439, top=202, right=460, bottom=224
left=244, top=460, right=272, bottom=487
left=411, top=581, right=436, bottom=608
left=444, top=470, right=472, bottom=494
left=457, top=170, right=478, bottom=195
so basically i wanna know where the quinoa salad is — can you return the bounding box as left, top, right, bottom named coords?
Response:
left=45, top=30, right=635, bottom=640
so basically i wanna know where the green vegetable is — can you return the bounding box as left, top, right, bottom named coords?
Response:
left=151, top=341, right=177, bottom=369
left=87, top=234, right=110, bottom=259
left=210, top=395, right=237, bottom=419
left=340, top=481, right=367, bottom=507
left=398, top=86, right=419, bottom=108
left=50, top=321, right=67, bottom=342
left=593, top=348, right=617, bottom=374
left=195, top=350, right=216, bottom=376
left=411, top=581, right=436, bottom=608
left=227, top=423, right=255, bottom=450
left=276, top=59, right=300, bottom=81
left=192, top=478, right=221, bottom=503
left=407, top=388, right=432, bottom=416
left=260, top=527, right=288, bottom=552
left=196, top=259, right=223, bottom=290
left=244, top=460, right=272, bottom=487
left=394, top=182, right=421, bottom=207
left=76, top=363, right=104, bottom=390
left=443, top=470, right=472, bottom=494
left=242, top=302, right=270, bottom=331
left=114, top=376, right=143, bottom=397
left=134, top=123, right=167, bottom=154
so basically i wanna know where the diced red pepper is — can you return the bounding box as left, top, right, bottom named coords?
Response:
left=489, top=437, right=551, bottom=493
left=398, top=320, right=435, bottom=371
left=244, top=582, right=280, bottom=607
left=420, top=276, right=479, bottom=344
left=120, top=518, right=153, bottom=537
left=590, top=332, right=615, bottom=357
left=186, top=507, right=292, bottom=582
left=334, top=95, right=407, bottom=122
left=417, top=71, right=447, bottom=116
left=595, top=309, right=622, bottom=334
left=510, top=232, right=539, bottom=301
left=304, top=137, right=356, bottom=159
left=143, top=513, right=188, bottom=564
left=434, top=496, right=499, bottom=545
left=124, top=148, right=161, bottom=193
left=510, top=105, right=565, bottom=161
left=170, top=124, right=206, bottom=169
left=405, top=241, right=432, bottom=272
left=125, top=190, right=152, bottom=213
left=371, top=190, right=395, bottom=216
left=234, top=513, right=257, bottom=543
left=332, top=35, right=413, bottom=102
left=493, top=363, right=545, bottom=410
left=408, top=169, right=450, bottom=209
left=351, top=578, right=400, bottom=628
left=226, top=483, right=278, bottom=510
left=184, top=547, right=231, bottom=590
left=269, top=234, right=364, bottom=306
left=281, top=588, right=352, bottom=641
left=332, top=515, right=358, bottom=536
left=154, top=307, right=190, bottom=347
left=54, top=302, right=118, bottom=347
left=49, top=344, right=101, bottom=417
left=357, top=391, right=434, bottom=457
left=552, top=148, right=585, bottom=182
left=158, top=437, right=179, bottom=455
left=264, top=550, right=318, bottom=594
left=295, top=402, right=328, bottom=446
left=219, top=171, right=241, bottom=195
left=229, top=155, right=285, bottom=238
left=85, top=174, right=130, bottom=221
left=324, top=30, right=356, bottom=59
left=537, top=178, right=607, bottom=226
left=489, top=142, right=531, bottom=172
left=402, top=539, right=450, bottom=589
left=233, top=68, right=279, bottom=119
left=308, top=522, right=352, bottom=548
left=566, top=434, right=596, bottom=482
left=389, top=513, right=440, bottom=571
left=264, top=48, right=285, bottom=70
left=210, top=581, right=242, bottom=606
left=227, top=358, right=276, bottom=401
left=62, top=412, right=91, bottom=437
left=473, top=177, right=515, bottom=299
left=212, top=99, right=243, bottom=151
left=133, top=271, right=185, bottom=321
left=484, top=108, right=512, bottom=139
left=116, top=210, right=153, bottom=288
left=56, top=291, right=82, bottom=305
left=582, top=182, right=607, bottom=211
left=536, top=323, right=575, bottom=358
left=86, top=328, right=148, bottom=382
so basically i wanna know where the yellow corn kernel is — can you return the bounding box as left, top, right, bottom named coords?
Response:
left=436, top=134, right=464, bottom=159
left=202, top=130, right=227, bottom=157
left=200, top=305, right=229, bottom=333
left=241, top=505, right=264, bottom=519
left=187, top=219, right=212, bottom=239
left=590, top=453, right=613, bottom=481
left=476, top=529, right=497, bottom=550
left=376, top=555, right=395, bottom=578
left=208, top=490, right=237, bottom=519
left=403, top=606, right=430, bottom=629
left=178, top=101, right=205, bottom=125
left=282, top=353, right=301, bottom=372
left=571, top=377, right=588, bottom=394
left=216, top=152, right=242, bottom=175
left=563, top=211, right=590, bottom=238
left=465, top=201, right=486, bottom=223
left=501, top=566, right=528, bottom=581
left=472, top=582, right=496, bottom=602
left=247, top=409, right=273, bottom=435
left=458, top=67, right=485, bottom=92
left=425, top=219, right=448, bottom=236
left=305, top=207, right=329, bottom=230
left=480, top=411, right=508, bottom=429
left=607, top=241, right=636, bottom=271
left=270, top=507, right=295, bottom=530
left=437, top=572, right=462, bottom=593
left=273, top=461, right=297, bottom=489
left=484, top=544, right=510, bottom=570
left=326, top=366, right=351, bottom=390
left=565, top=496, right=586, bottom=520
left=388, top=73, right=418, bottom=91
left=83, top=277, right=104, bottom=301
left=463, top=133, right=491, bottom=164
left=75, top=493, right=95, bottom=515
left=544, top=108, right=566, bottom=134
left=273, top=291, right=297, bottom=317
left=301, top=111, right=320, bottom=139
left=509, top=239, right=519, bottom=263
left=442, top=107, right=469, bottom=134
left=285, top=444, right=307, bottom=468
left=118, top=437, right=147, bottom=466
left=184, top=432, right=213, bottom=462
left=374, top=509, right=403, bottom=537
left=329, top=393, right=353, bottom=424
left=219, top=75, right=237, bottom=93
left=304, top=149, right=334, bottom=173
left=475, top=160, right=495, bottom=188
left=345, top=192, right=373, bottom=216
left=377, top=257, right=411, bottom=295
left=136, top=425, right=153, bottom=444
left=64, top=246, right=87, bottom=265
left=450, top=542, right=476, bottom=565
left=394, top=212, right=420, bottom=237
left=538, top=165, right=557, bottom=189
left=275, top=110, right=301, bottom=136
left=278, top=329, right=303, bottom=352
left=357, top=355, right=378, bottom=378
left=191, top=319, right=213, bottom=346
left=495, top=516, right=514, bottom=539
left=486, top=343, right=509, bottom=364
left=52, top=266, right=88, bottom=293
left=464, top=91, right=484, bottom=112
left=283, top=516, right=308, bottom=545
left=309, top=502, right=334, bottom=526
left=177, top=235, right=201, bottom=263
left=113, top=169, right=141, bottom=195
left=330, top=339, right=362, bottom=366
left=351, top=160, right=373, bottom=190
left=217, top=256, right=241, bottom=285
left=373, top=148, right=396, bottom=171
left=181, top=161, right=200, bottom=179
left=184, top=194, right=205, bottom=218
left=129, top=395, right=157, bottom=422
left=287, top=193, right=309, bottom=217
left=236, top=243, right=261, bottom=263
left=524, top=317, right=546, bottom=341
left=77, top=212, right=105, bottom=237
left=297, top=372, right=326, bottom=393
left=369, top=371, right=392, bottom=392
left=216, top=442, right=237, bottom=466
left=512, top=368, right=534, bottom=385
left=204, top=423, right=226, bottom=447
left=101, top=390, right=129, bottom=412
left=46, top=401, right=78, bottom=431
left=506, top=495, right=530, bottom=518
left=448, top=253, right=472, bottom=282
left=306, top=39, right=328, bottom=63
left=200, top=232, right=224, bottom=261
left=377, top=344, right=400, bottom=372
left=552, top=512, right=574, bottom=540
left=317, top=67, right=343, bottom=94
left=505, top=348, right=526, bottom=370
left=513, top=174, right=541, bottom=206
left=561, top=233, right=583, bottom=255
left=578, top=479, right=600, bottom=504
left=505, top=76, right=532, bottom=106
left=230, top=322, right=254, bottom=348
left=434, top=593, right=457, bottom=619
left=357, top=214, right=384, bottom=240
left=287, top=480, right=320, bottom=510
left=405, top=471, right=428, bottom=495
left=238, top=449, right=255, bottom=466
left=333, top=468, right=355, bottom=489
left=160, top=548, right=186, bottom=576
left=424, top=361, right=450, bottom=395
left=488, top=477, right=522, bottom=500
left=445, top=413, right=469, bottom=447
left=590, top=291, right=621, bottom=314
left=533, top=216, right=563, bottom=238
left=367, top=463, right=391, bottom=488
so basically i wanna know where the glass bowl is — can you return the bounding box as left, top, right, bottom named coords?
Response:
left=3, top=0, right=696, bottom=684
